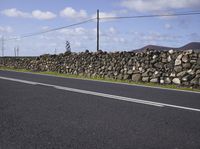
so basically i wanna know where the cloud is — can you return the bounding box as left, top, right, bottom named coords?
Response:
left=60, top=7, right=88, bottom=19
left=164, top=23, right=172, bottom=29
left=1, top=8, right=30, bottom=18
left=0, top=26, right=13, bottom=33
left=92, top=11, right=116, bottom=19
left=120, top=0, right=200, bottom=12
left=1, top=8, right=56, bottom=20
left=32, top=10, right=56, bottom=20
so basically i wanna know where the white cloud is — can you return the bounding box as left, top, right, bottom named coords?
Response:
left=92, top=11, right=116, bottom=19
left=32, top=10, right=56, bottom=20
left=108, top=27, right=117, bottom=34
left=0, top=26, right=13, bottom=33
left=164, top=23, right=172, bottom=29
left=120, top=0, right=200, bottom=12
left=1, top=8, right=30, bottom=18
left=1, top=8, right=56, bottom=20
left=60, top=7, right=87, bottom=19
left=41, top=26, right=50, bottom=30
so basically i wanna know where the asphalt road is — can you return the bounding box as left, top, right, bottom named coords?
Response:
left=0, top=70, right=200, bottom=149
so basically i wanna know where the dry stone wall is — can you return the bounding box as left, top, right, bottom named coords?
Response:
left=0, top=49, right=200, bottom=88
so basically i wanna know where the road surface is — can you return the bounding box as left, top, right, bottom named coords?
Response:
left=0, top=70, right=200, bottom=149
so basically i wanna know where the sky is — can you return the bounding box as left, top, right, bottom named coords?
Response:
left=0, top=0, right=200, bottom=56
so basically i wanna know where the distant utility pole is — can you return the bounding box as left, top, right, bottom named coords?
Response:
left=97, top=9, right=100, bottom=51
left=1, top=36, right=4, bottom=57
left=54, top=48, right=57, bottom=55
left=16, top=46, right=19, bottom=56
left=14, top=47, right=16, bottom=57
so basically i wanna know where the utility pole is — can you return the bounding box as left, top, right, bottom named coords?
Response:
left=14, top=47, right=16, bottom=57
left=16, top=46, right=19, bottom=56
left=1, top=36, right=4, bottom=57
left=97, top=9, right=100, bottom=51
left=54, top=48, right=57, bottom=55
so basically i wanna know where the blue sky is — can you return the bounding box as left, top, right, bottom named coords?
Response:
left=0, top=0, right=200, bottom=56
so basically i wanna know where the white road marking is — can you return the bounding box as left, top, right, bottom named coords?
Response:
left=0, top=76, right=200, bottom=112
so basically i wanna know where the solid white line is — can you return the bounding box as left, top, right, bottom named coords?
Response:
left=0, top=76, right=37, bottom=85
left=1, top=69, right=200, bottom=94
left=0, top=76, right=200, bottom=112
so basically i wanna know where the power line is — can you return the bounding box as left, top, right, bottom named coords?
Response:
left=100, top=11, right=200, bottom=20
left=5, top=18, right=96, bottom=41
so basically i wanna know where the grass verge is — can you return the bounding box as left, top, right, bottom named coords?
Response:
left=0, top=66, right=199, bottom=93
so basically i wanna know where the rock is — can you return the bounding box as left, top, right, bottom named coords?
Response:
left=167, top=55, right=172, bottom=62
left=175, top=59, right=181, bottom=66
left=150, top=78, right=159, bottom=83
left=174, top=66, right=182, bottom=73
left=187, top=69, right=195, bottom=75
left=127, top=70, right=133, bottom=75
left=124, top=74, right=131, bottom=80
left=160, top=79, right=164, bottom=84
left=132, top=74, right=141, bottom=82
left=172, top=78, right=181, bottom=85
left=196, top=69, right=200, bottom=74
left=142, top=70, right=149, bottom=77
left=152, top=55, right=157, bottom=59
left=153, top=71, right=161, bottom=77
left=154, top=62, right=163, bottom=69
left=177, top=71, right=187, bottom=77
left=182, top=75, right=195, bottom=82
left=182, top=63, right=191, bottom=69
left=169, top=49, right=174, bottom=54
left=108, top=66, right=112, bottom=71
left=182, top=55, right=189, bottom=63
left=164, top=77, right=171, bottom=84
left=175, top=54, right=183, bottom=66
left=117, top=74, right=123, bottom=80
left=190, top=77, right=199, bottom=85
left=184, top=49, right=193, bottom=55
left=142, top=77, right=149, bottom=82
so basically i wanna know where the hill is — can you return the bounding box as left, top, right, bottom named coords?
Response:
left=134, top=42, right=200, bottom=52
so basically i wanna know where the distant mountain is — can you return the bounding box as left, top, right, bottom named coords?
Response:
left=134, top=42, right=200, bottom=52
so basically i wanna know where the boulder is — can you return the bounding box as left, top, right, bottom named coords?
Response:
left=150, top=78, right=159, bottom=83
left=172, top=78, right=181, bottom=85
left=132, top=74, right=141, bottom=82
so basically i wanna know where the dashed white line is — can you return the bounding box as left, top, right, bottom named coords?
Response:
left=0, top=76, right=200, bottom=112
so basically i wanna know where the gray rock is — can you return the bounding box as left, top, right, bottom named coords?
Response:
left=160, top=79, right=164, bottom=84
left=174, top=66, right=182, bottom=73
left=169, top=49, right=174, bottom=54
left=182, top=75, right=195, bottom=82
left=132, top=74, right=141, bottom=82
left=164, top=77, right=171, bottom=84
left=172, top=78, right=181, bottom=85
left=127, top=69, right=133, bottom=75
left=177, top=71, right=187, bottom=77
left=182, top=55, right=189, bottom=63
left=182, top=63, right=191, bottom=69
left=184, top=49, right=193, bottom=55
left=190, top=77, right=199, bottom=85
left=142, top=77, right=149, bottom=82
left=187, top=69, right=195, bottom=75
left=167, top=55, right=172, bottom=62
left=150, top=78, right=159, bottom=83
left=175, top=54, right=183, bottom=66
left=175, top=59, right=181, bottom=66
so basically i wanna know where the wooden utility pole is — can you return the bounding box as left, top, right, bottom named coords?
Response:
left=97, top=9, right=100, bottom=51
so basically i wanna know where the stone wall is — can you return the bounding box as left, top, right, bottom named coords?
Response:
left=0, top=49, right=200, bottom=88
